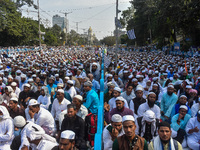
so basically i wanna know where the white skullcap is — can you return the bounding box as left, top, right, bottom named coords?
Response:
left=153, top=84, right=158, bottom=87
left=142, top=70, right=146, bottom=73
left=174, top=80, right=182, bottom=85
left=180, top=95, right=187, bottom=99
left=114, top=87, right=121, bottom=93
left=6, top=86, right=13, bottom=92
left=67, top=80, right=74, bottom=85
left=147, top=80, right=151, bottom=83
left=123, top=70, right=128, bottom=73
left=107, top=74, right=113, bottom=77
left=61, top=130, right=75, bottom=139
left=74, top=95, right=83, bottom=101
left=122, top=115, right=135, bottom=123
left=16, top=70, right=21, bottom=73
left=107, top=82, right=115, bottom=87
left=128, top=75, right=133, bottom=79
left=155, top=71, right=159, bottom=74
left=8, top=75, right=13, bottom=79
left=132, top=78, right=137, bottom=82
left=115, top=96, right=125, bottom=102
left=57, top=89, right=64, bottom=94
left=179, top=105, right=188, bottom=110
left=55, top=74, right=59, bottom=77
left=24, top=83, right=30, bottom=88
left=148, top=92, right=156, bottom=96
left=57, top=83, right=64, bottom=87
left=136, top=75, right=140, bottom=78
left=186, top=85, right=192, bottom=89
left=28, top=99, right=39, bottom=106
left=152, top=77, right=158, bottom=81
left=13, top=116, right=26, bottom=128
left=198, top=77, right=200, bottom=80
left=169, top=77, right=173, bottom=81
left=21, top=74, right=26, bottom=78
left=65, top=77, right=70, bottom=80
left=10, top=97, right=18, bottom=102
left=111, top=114, right=122, bottom=122
left=163, top=73, right=168, bottom=75
left=143, top=110, right=156, bottom=122
left=92, top=62, right=97, bottom=66
left=11, top=82, right=17, bottom=86
left=28, top=78, right=33, bottom=82
left=32, top=74, right=36, bottom=78
left=167, top=85, right=174, bottom=88
left=135, top=86, right=144, bottom=91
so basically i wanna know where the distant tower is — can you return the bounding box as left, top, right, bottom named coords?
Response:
left=52, top=14, right=68, bottom=33
left=88, top=27, right=93, bottom=45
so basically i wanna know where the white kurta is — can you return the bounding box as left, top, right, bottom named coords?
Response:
left=66, top=86, right=77, bottom=99
left=186, top=117, right=200, bottom=150
left=37, top=95, right=51, bottom=110
left=103, top=124, right=124, bottom=150
left=51, top=98, right=71, bottom=121
left=191, top=103, right=199, bottom=117
left=0, top=118, right=14, bottom=150
left=36, top=139, right=58, bottom=150
left=137, top=102, right=161, bottom=119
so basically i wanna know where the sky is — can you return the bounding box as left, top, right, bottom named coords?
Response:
left=21, top=0, right=131, bottom=40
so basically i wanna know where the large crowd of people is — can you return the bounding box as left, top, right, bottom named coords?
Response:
left=0, top=47, right=199, bottom=150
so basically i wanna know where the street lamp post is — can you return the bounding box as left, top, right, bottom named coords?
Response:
left=37, top=0, right=41, bottom=49
left=115, top=0, right=119, bottom=69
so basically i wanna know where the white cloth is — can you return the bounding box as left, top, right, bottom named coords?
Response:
left=137, top=102, right=161, bottom=119
left=186, top=117, right=200, bottom=150
left=129, top=99, right=147, bottom=119
left=51, top=98, right=71, bottom=121
left=191, top=103, right=200, bottom=117
left=153, top=135, right=176, bottom=150
left=66, top=86, right=77, bottom=99
left=13, top=87, right=21, bottom=98
left=121, top=91, right=136, bottom=106
left=108, top=97, right=129, bottom=111
left=36, top=139, right=58, bottom=150
left=58, top=105, right=88, bottom=130
left=37, top=95, right=51, bottom=110
left=103, top=124, right=124, bottom=150
left=0, top=106, right=14, bottom=150
left=25, top=107, right=55, bottom=133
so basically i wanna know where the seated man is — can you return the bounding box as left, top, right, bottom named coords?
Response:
left=37, top=86, right=51, bottom=110
left=137, top=92, right=161, bottom=119
left=61, top=104, right=86, bottom=149
left=8, top=97, right=25, bottom=119
left=105, top=96, right=134, bottom=124
left=103, top=114, right=124, bottom=150
left=191, top=97, right=200, bottom=117
left=0, top=105, right=14, bottom=150
left=52, top=130, right=76, bottom=150
left=135, top=110, right=159, bottom=143
left=26, top=99, right=55, bottom=135
left=26, top=123, right=58, bottom=150
left=171, top=105, right=191, bottom=145
left=148, top=121, right=182, bottom=150
left=186, top=110, right=200, bottom=150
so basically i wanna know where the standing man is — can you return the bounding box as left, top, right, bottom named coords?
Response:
left=112, top=115, right=148, bottom=150
left=148, top=121, right=182, bottom=150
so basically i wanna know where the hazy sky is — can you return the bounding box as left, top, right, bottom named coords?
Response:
left=21, top=0, right=131, bottom=40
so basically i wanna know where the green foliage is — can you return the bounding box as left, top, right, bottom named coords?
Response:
left=100, top=36, right=116, bottom=46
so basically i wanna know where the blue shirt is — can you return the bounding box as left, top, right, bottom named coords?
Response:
left=83, top=89, right=99, bottom=114
left=46, top=84, right=57, bottom=99
left=91, top=79, right=100, bottom=93
left=171, top=113, right=191, bottom=131
left=167, top=72, right=174, bottom=78
left=171, top=103, right=191, bottom=118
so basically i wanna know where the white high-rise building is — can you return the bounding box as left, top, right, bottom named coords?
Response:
left=52, top=14, right=69, bottom=33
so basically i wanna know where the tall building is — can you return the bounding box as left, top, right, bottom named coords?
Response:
left=52, top=15, right=69, bottom=33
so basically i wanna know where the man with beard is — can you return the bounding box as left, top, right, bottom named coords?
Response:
left=150, top=84, right=162, bottom=104
left=91, top=63, right=100, bottom=81
left=113, top=74, right=124, bottom=89
left=112, top=115, right=148, bottom=150
left=88, top=73, right=100, bottom=93
left=130, top=86, right=146, bottom=118
left=135, top=110, right=159, bottom=143
left=103, top=114, right=124, bottom=150
left=0, top=105, right=14, bottom=149
left=137, top=92, right=161, bottom=119
left=160, top=85, right=178, bottom=122
left=65, top=80, right=77, bottom=99
left=148, top=121, right=182, bottom=150
left=52, top=130, right=76, bottom=150
left=104, top=74, right=118, bottom=90
left=46, top=76, right=57, bottom=100
left=121, top=85, right=135, bottom=106
left=121, top=71, right=129, bottom=85
left=61, top=104, right=86, bottom=150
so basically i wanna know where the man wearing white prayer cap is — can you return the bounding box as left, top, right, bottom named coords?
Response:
left=26, top=123, right=58, bottom=150
left=160, top=84, right=178, bottom=122
left=11, top=81, right=21, bottom=97
left=135, top=110, right=159, bottom=143
left=112, top=115, right=148, bottom=149
left=0, top=105, right=14, bottom=150
left=52, top=130, right=76, bottom=150
left=66, top=80, right=77, bottom=99
left=103, top=114, right=124, bottom=150
left=26, top=99, right=55, bottom=135
left=137, top=92, right=161, bottom=119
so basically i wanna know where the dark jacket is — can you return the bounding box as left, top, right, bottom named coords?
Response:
left=18, top=90, right=36, bottom=108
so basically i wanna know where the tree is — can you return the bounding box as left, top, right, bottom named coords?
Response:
left=100, top=36, right=116, bottom=46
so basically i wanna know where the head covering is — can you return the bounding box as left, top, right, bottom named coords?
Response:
left=135, top=85, right=144, bottom=91
left=41, top=86, right=50, bottom=97
left=167, top=85, right=174, bottom=88
left=74, top=95, right=83, bottom=101
left=189, top=89, right=198, bottom=94
left=114, top=87, right=121, bottom=93
left=0, top=95, right=4, bottom=104
left=132, top=78, right=137, bottom=82
left=84, top=81, right=93, bottom=87
left=180, top=95, right=187, bottom=99
left=111, top=114, right=122, bottom=122
left=10, top=97, right=18, bottom=102
left=65, top=77, right=70, bottom=80
left=0, top=105, right=11, bottom=119
left=148, top=92, right=156, bottom=96
left=61, top=130, right=75, bottom=139
left=24, top=83, right=30, bottom=88
left=11, top=82, right=17, bottom=86
left=28, top=99, right=39, bottom=106
left=115, top=96, right=125, bottom=102
left=13, top=116, right=26, bottom=128
left=26, top=123, right=56, bottom=143
left=6, top=86, right=14, bottom=93
left=179, top=105, right=188, bottom=111
left=57, top=83, right=64, bottom=88
left=186, top=85, right=192, bottom=89
left=67, top=80, right=74, bottom=85
left=122, top=115, right=135, bottom=123
left=107, top=82, right=115, bottom=87
left=57, top=89, right=64, bottom=94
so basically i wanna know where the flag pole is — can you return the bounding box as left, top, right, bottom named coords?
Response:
left=115, top=0, right=119, bottom=69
